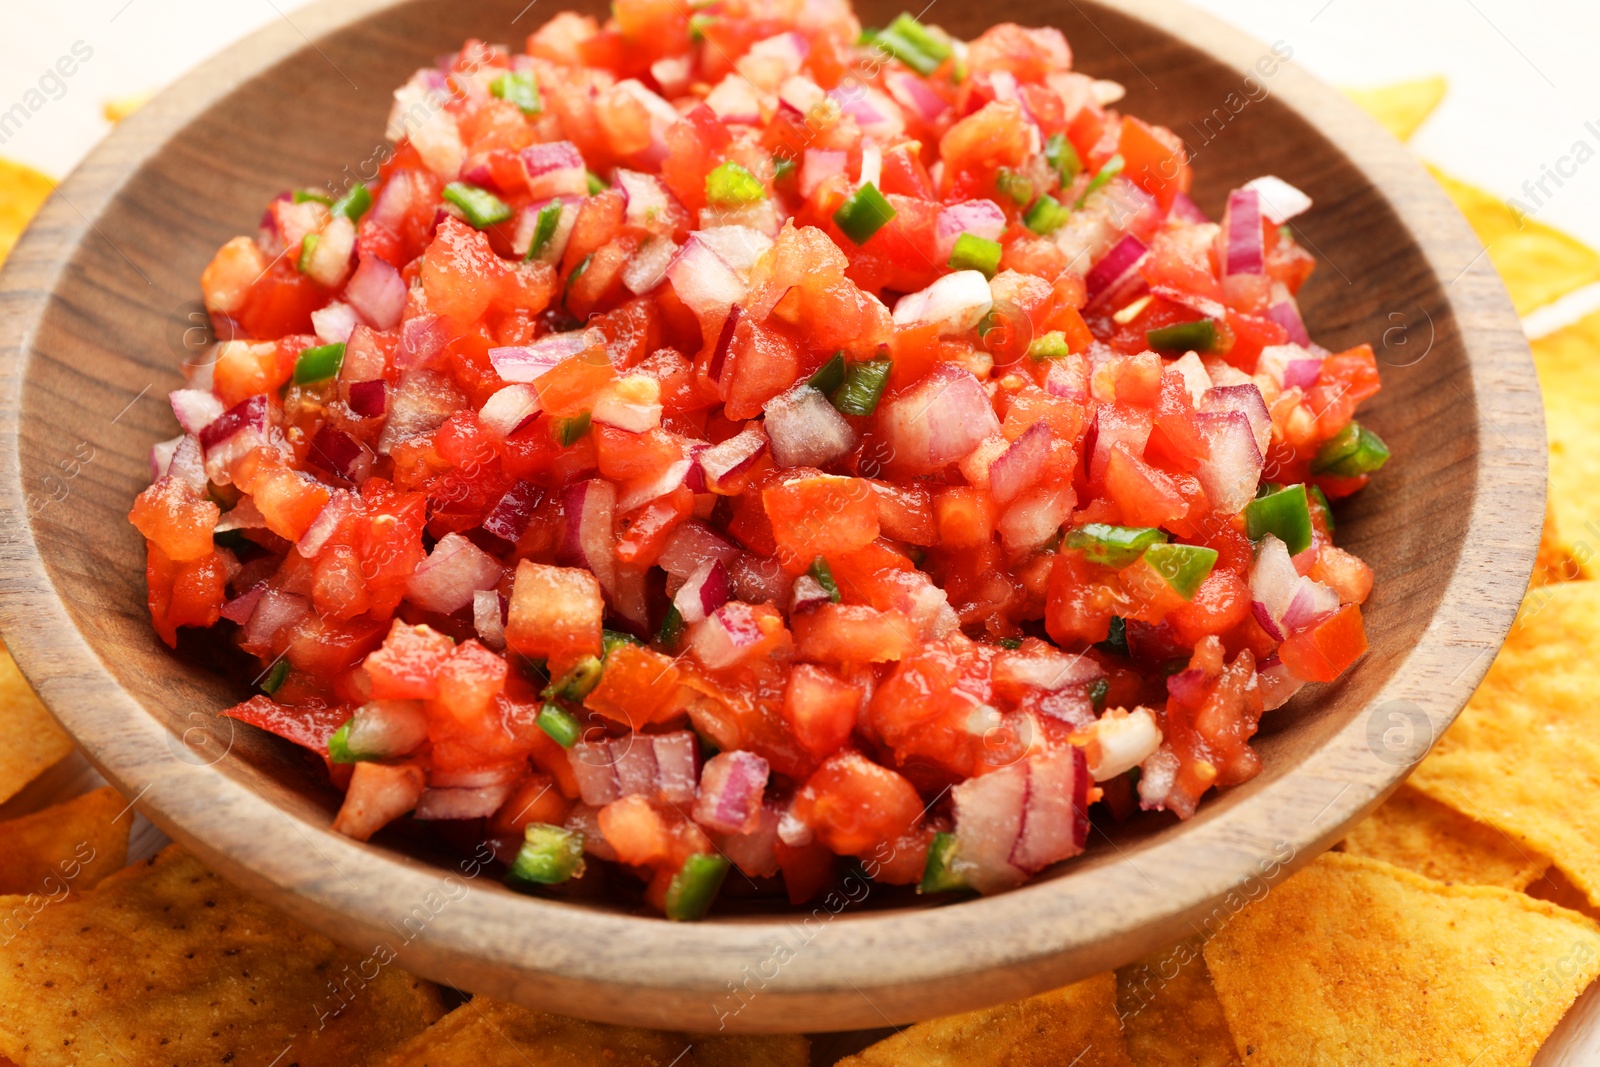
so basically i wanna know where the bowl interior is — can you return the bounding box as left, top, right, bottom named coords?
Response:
left=0, top=0, right=1542, bottom=1032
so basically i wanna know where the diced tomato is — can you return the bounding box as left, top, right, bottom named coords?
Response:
left=1117, top=116, right=1191, bottom=211
left=764, top=475, right=880, bottom=565
left=365, top=620, right=457, bottom=700
left=792, top=752, right=924, bottom=856
left=505, top=561, right=604, bottom=670
left=1278, top=603, right=1368, bottom=682
left=783, top=663, right=861, bottom=758
left=792, top=604, right=917, bottom=664
left=585, top=643, right=685, bottom=727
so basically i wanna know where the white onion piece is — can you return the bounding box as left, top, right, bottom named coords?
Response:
left=515, top=198, right=579, bottom=266
left=649, top=55, right=691, bottom=96
left=295, top=490, right=352, bottom=559
left=693, top=750, right=770, bottom=835
left=488, top=330, right=594, bottom=383
left=892, top=270, right=993, bottom=333
left=858, top=140, right=882, bottom=188
left=950, top=761, right=1028, bottom=892
left=1084, top=707, right=1162, bottom=781
left=992, top=647, right=1103, bottom=692
left=720, top=803, right=783, bottom=879
left=998, top=485, right=1075, bottom=554
left=311, top=301, right=360, bottom=345
left=616, top=170, right=677, bottom=233
left=690, top=601, right=766, bottom=671
left=884, top=71, right=949, bottom=125
left=697, top=424, right=769, bottom=492
left=622, top=235, right=679, bottom=295
left=673, top=559, right=732, bottom=624
left=414, top=783, right=515, bottom=821
left=169, top=389, right=224, bottom=435
left=520, top=141, right=588, bottom=198
left=1259, top=658, right=1306, bottom=710
left=149, top=434, right=183, bottom=483
left=477, top=384, right=541, bottom=439
left=242, top=589, right=309, bottom=651
left=1202, top=383, right=1271, bottom=457
left=592, top=378, right=663, bottom=434
left=666, top=234, right=747, bottom=323
left=376, top=370, right=464, bottom=454
left=705, top=73, right=764, bottom=123
left=880, top=363, right=1000, bottom=475
left=1242, top=175, right=1313, bottom=225
left=407, top=532, right=503, bottom=615
left=653, top=732, right=700, bottom=805
left=987, top=421, right=1051, bottom=506
left=1170, top=352, right=1212, bottom=406
left=1192, top=410, right=1263, bottom=515
left=763, top=384, right=857, bottom=468
left=473, top=588, right=506, bottom=650
left=570, top=741, right=623, bottom=806
left=617, top=457, right=692, bottom=514
left=658, top=520, right=742, bottom=580
left=214, top=495, right=267, bottom=533
left=1249, top=534, right=1300, bottom=640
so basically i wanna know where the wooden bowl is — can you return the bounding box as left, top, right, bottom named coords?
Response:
left=0, top=0, right=1544, bottom=1034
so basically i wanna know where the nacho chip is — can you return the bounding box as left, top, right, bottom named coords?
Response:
left=836, top=972, right=1134, bottom=1067
left=1340, top=783, right=1548, bottom=891
left=0, top=641, right=73, bottom=805
left=1203, top=852, right=1600, bottom=1067
left=1428, top=165, right=1600, bottom=315
left=0, top=846, right=445, bottom=1066
left=0, top=158, right=53, bottom=269
left=1344, top=76, right=1447, bottom=142
left=1534, top=500, right=1587, bottom=585
left=1409, top=580, right=1600, bottom=907
left=1528, top=309, right=1600, bottom=577
left=0, top=786, right=130, bottom=895
left=375, top=996, right=809, bottom=1067
left=1116, top=937, right=1240, bottom=1067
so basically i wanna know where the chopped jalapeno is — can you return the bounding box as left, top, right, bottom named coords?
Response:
left=833, top=182, right=896, bottom=244
left=830, top=358, right=893, bottom=416
left=1044, top=132, right=1082, bottom=187
left=535, top=703, right=582, bottom=748
left=871, top=12, right=951, bottom=76
left=1099, top=616, right=1129, bottom=657
left=1147, top=318, right=1220, bottom=353
left=293, top=342, right=345, bottom=385
left=808, top=556, right=843, bottom=603
left=553, top=411, right=591, bottom=446
left=544, top=655, right=604, bottom=701
left=506, top=823, right=586, bottom=888
left=664, top=853, right=731, bottom=920
left=1027, top=331, right=1071, bottom=361
left=260, top=659, right=290, bottom=695
left=602, top=629, right=644, bottom=657
left=326, top=720, right=358, bottom=764
left=998, top=637, right=1023, bottom=650
left=1023, top=194, right=1070, bottom=236
left=1244, top=483, right=1314, bottom=556
left=442, top=181, right=513, bottom=228
left=919, top=831, right=967, bottom=894
left=808, top=352, right=847, bottom=394
left=1075, top=153, right=1125, bottom=209
left=296, top=233, right=319, bottom=274
left=948, top=232, right=1002, bottom=278
left=773, top=154, right=797, bottom=182
left=705, top=161, right=766, bottom=206
left=490, top=70, right=543, bottom=115
left=526, top=201, right=564, bottom=260
left=1065, top=523, right=1169, bottom=568
left=1088, top=677, right=1110, bottom=713
left=688, top=13, right=716, bottom=41
left=1309, top=484, right=1335, bottom=533
left=586, top=170, right=607, bottom=195
left=658, top=604, right=685, bottom=648
left=995, top=167, right=1033, bottom=206
left=330, top=182, right=373, bottom=222
left=1311, top=422, right=1391, bottom=477
left=1142, top=542, right=1219, bottom=600
left=293, top=189, right=333, bottom=206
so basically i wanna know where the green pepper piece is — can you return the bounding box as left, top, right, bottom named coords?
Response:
left=490, top=70, right=543, bottom=115
left=553, top=411, right=591, bottom=447
left=871, top=13, right=950, bottom=77
left=830, top=358, right=893, bottom=416
left=1027, top=331, right=1072, bottom=361
left=833, top=182, right=896, bottom=244
left=1099, top=616, right=1129, bottom=657
left=1088, top=677, right=1110, bottom=713
left=1142, top=543, right=1219, bottom=600
left=658, top=604, right=685, bottom=649
left=293, top=189, right=333, bottom=206
left=442, top=181, right=513, bottom=228
left=1243, top=483, right=1314, bottom=556
left=1023, top=194, right=1070, bottom=236
left=1311, top=422, right=1391, bottom=478
left=326, top=720, right=358, bottom=764
left=1308, top=484, right=1335, bottom=534
left=586, top=170, right=607, bottom=195
left=506, top=823, right=587, bottom=887
left=1075, top=153, right=1125, bottom=209
left=807, top=352, right=847, bottom=395
left=331, top=182, right=373, bottom=222
left=664, top=853, right=731, bottom=921
left=994, top=167, right=1033, bottom=207
left=947, top=232, right=1003, bottom=278
left=1044, top=131, right=1082, bottom=187
left=705, top=161, right=766, bottom=207
left=296, top=233, right=319, bottom=274
left=535, top=703, right=582, bottom=748
left=260, top=659, right=290, bottom=695
left=918, top=831, right=967, bottom=894
left=1064, top=523, right=1170, bottom=568
left=544, top=655, right=604, bottom=701
left=1146, top=319, right=1220, bottom=354
left=526, top=201, right=564, bottom=260
left=808, top=557, right=842, bottom=603
left=772, top=154, right=797, bottom=183
left=602, top=629, right=643, bottom=657
left=293, top=342, right=345, bottom=385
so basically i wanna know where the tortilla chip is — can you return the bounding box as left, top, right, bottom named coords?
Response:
left=1344, top=76, right=1447, bottom=142
left=1528, top=309, right=1600, bottom=577
left=1116, top=937, right=1240, bottom=1067
left=0, top=158, right=53, bottom=269
left=0, top=846, right=445, bottom=1066
left=1409, top=580, right=1600, bottom=908
left=1340, top=783, right=1548, bottom=890
left=0, top=641, right=73, bottom=805
left=102, top=91, right=151, bottom=123
left=1534, top=500, right=1587, bottom=584
left=375, top=996, right=809, bottom=1067
left=0, top=786, right=130, bottom=896
left=837, top=972, right=1134, bottom=1067
left=1428, top=165, right=1600, bottom=315
left=1203, top=852, right=1600, bottom=1067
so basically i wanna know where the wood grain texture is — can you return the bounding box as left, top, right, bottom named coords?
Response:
left=0, top=0, right=1545, bottom=1034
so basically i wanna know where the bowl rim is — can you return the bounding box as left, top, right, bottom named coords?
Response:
left=0, top=0, right=1546, bottom=1034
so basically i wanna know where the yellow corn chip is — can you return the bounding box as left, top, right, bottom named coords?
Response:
left=102, top=91, right=152, bottom=123
left=1340, top=783, right=1548, bottom=891
left=1534, top=501, right=1587, bottom=584
left=1429, top=165, right=1600, bottom=315
left=376, top=996, right=810, bottom=1067
left=1203, top=852, right=1600, bottom=1067
left=1116, top=937, right=1240, bottom=1067
left=1529, top=309, right=1600, bottom=576
left=0, top=158, right=53, bottom=269
left=836, top=972, right=1134, bottom=1067
left=0, top=786, right=130, bottom=896
left=1344, top=76, right=1447, bottom=142
left=0, top=641, right=73, bottom=805
left=0, top=846, right=445, bottom=1066
left=1409, top=580, right=1600, bottom=907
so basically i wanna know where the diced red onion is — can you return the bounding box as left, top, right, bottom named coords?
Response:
left=413, top=782, right=515, bottom=820
left=376, top=370, right=463, bottom=454
left=720, top=803, right=782, bottom=879
left=478, top=384, right=542, bottom=439
left=892, top=270, right=994, bottom=333
left=693, top=750, right=770, bottom=835
left=407, top=532, right=503, bottom=615
left=1266, top=299, right=1312, bottom=347
left=992, top=647, right=1103, bottom=691
left=561, top=479, right=617, bottom=591
left=220, top=583, right=266, bottom=624
left=697, top=423, right=768, bottom=492
left=690, top=601, right=766, bottom=670
left=311, top=300, right=360, bottom=345
left=1283, top=578, right=1340, bottom=632
left=1192, top=410, right=1263, bottom=515
left=347, top=379, right=387, bottom=418
left=1168, top=192, right=1209, bottom=223
left=488, top=329, right=593, bottom=383
left=884, top=71, right=948, bottom=125
left=1251, top=600, right=1285, bottom=643
left=592, top=383, right=663, bottom=434
left=398, top=314, right=450, bottom=369
left=731, top=554, right=790, bottom=606
left=482, top=480, right=543, bottom=543
left=570, top=742, right=622, bottom=806
left=858, top=140, right=882, bottom=188
left=170, top=388, right=224, bottom=436
left=649, top=55, right=691, bottom=96
left=705, top=73, right=763, bottom=124
left=345, top=255, right=407, bottom=330
left=613, top=735, right=660, bottom=798
left=658, top=520, right=742, bottom=580
left=880, top=363, right=1000, bottom=475
left=1166, top=667, right=1209, bottom=706
left=1203, top=383, right=1271, bottom=457
left=998, top=485, right=1075, bottom=554
left=652, top=732, right=700, bottom=805
left=617, top=457, right=691, bottom=513
left=673, top=559, right=732, bottom=624
left=200, top=394, right=268, bottom=451
left=987, top=421, right=1051, bottom=506
left=473, top=588, right=506, bottom=650
left=1044, top=358, right=1089, bottom=402
left=1260, top=658, right=1306, bottom=710
left=950, top=760, right=1028, bottom=893
left=827, top=85, right=903, bottom=140
left=242, top=589, right=310, bottom=650
left=150, top=434, right=183, bottom=482
left=1223, top=187, right=1265, bottom=275
left=1009, top=747, right=1089, bottom=874
left=1249, top=534, right=1300, bottom=640
left=294, top=490, right=351, bottom=559
left=778, top=75, right=825, bottom=116
left=745, top=31, right=809, bottom=78
left=1085, top=235, right=1148, bottom=304
left=520, top=141, right=588, bottom=199
left=307, top=425, right=370, bottom=482
left=1242, top=175, right=1312, bottom=225
left=934, top=199, right=1006, bottom=261
left=763, top=385, right=857, bottom=468
left=695, top=225, right=773, bottom=276
left=514, top=198, right=578, bottom=266
left=801, top=149, right=847, bottom=199
left=622, top=235, right=678, bottom=295
left=616, top=170, right=674, bottom=231
left=667, top=236, right=747, bottom=326
left=1283, top=356, right=1323, bottom=390
left=614, top=79, right=680, bottom=164
left=789, top=573, right=832, bottom=614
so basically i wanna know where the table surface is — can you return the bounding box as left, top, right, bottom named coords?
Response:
left=4, top=0, right=1598, bottom=1060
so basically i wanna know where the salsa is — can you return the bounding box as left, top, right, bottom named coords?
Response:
left=131, top=0, right=1386, bottom=917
